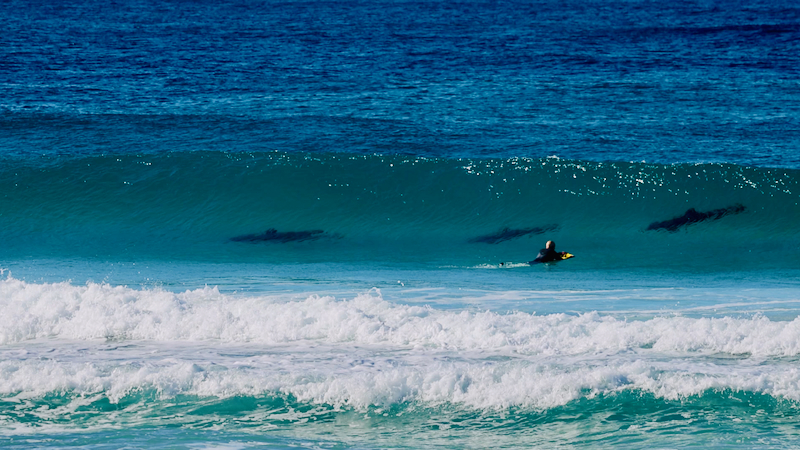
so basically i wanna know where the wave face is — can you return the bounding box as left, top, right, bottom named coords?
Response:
left=1, top=150, right=799, bottom=269
left=1, top=278, right=800, bottom=448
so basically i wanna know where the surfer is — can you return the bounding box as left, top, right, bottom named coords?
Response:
left=529, top=240, right=567, bottom=264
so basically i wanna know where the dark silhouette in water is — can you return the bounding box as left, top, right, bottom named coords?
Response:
left=231, top=228, right=326, bottom=243
left=469, top=224, right=559, bottom=244
left=646, top=204, right=746, bottom=232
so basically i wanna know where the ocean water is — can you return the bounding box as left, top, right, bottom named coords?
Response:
left=2, top=0, right=800, bottom=448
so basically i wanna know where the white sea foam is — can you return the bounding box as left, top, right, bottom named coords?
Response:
left=3, top=277, right=800, bottom=413
left=2, top=353, right=800, bottom=410
left=2, top=277, right=800, bottom=357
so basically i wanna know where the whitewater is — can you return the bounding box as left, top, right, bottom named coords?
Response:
left=2, top=275, right=800, bottom=448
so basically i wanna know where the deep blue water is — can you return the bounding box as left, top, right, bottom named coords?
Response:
left=3, top=0, right=800, bottom=165
left=2, top=0, right=800, bottom=448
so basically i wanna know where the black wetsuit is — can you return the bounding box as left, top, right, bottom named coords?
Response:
left=529, top=247, right=562, bottom=264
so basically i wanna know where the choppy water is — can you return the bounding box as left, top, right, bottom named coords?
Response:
left=2, top=0, right=800, bottom=448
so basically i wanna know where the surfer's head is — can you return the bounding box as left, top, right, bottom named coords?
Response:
left=546, top=240, right=555, bottom=250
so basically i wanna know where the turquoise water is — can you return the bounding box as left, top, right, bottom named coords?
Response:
left=2, top=152, right=799, bottom=269
left=3, top=0, right=800, bottom=447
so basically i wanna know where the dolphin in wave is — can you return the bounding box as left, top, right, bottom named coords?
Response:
left=646, top=204, right=746, bottom=232
left=231, top=228, right=328, bottom=243
left=469, top=224, right=560, bottom=244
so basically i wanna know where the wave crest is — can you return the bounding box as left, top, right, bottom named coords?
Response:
left=3, top=277, right=800, bottom=358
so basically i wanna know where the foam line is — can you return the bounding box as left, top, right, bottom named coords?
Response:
left=3, top=277, right=800, bottom=357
